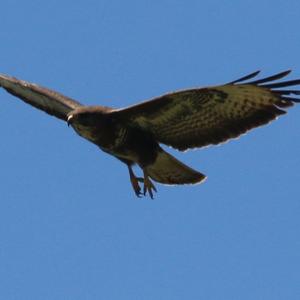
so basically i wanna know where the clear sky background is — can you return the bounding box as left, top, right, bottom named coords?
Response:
left=0, top=0, right=300, bottom=299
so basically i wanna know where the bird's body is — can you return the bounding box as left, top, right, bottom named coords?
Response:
left=67, top=105, right=204, bottom=197
left=1, top=70, right=299, bottom=198
left=69, top=106, right=158, bottom=164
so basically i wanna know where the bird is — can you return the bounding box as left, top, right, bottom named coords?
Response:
left=1, top=71, right=299, bottom=199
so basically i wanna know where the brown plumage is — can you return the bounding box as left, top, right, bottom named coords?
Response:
left=0, top=71, right=299, bottom=198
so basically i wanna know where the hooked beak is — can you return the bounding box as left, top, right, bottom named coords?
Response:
left=67, top=115, right=73, bottom=127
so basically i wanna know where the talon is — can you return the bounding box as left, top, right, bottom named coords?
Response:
left=128, top=166, right=157, bottom=199
left=143, top=171, right=157, bottom=199
left=136, top=177, right=144, bottom=183
left=128, top=166, right=142, bottom=198
left=132, top=178, right=142, bottom=198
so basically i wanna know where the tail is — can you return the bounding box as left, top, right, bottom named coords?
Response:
left=144, top=149, right=206, bottom=185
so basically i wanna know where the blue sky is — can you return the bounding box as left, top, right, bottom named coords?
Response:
left=0, top=0, right=300, bottom=299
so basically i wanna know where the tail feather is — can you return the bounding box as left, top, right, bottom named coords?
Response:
left=144, top=149, right=206, bottom=185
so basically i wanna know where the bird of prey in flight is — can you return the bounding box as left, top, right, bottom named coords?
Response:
left=0, top=71, right=299, bottom=198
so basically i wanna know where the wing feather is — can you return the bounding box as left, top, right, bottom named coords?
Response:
left=0, top=74, right=83, bottom=121
left=246, top=70, right=291, bottom=84
left=227, top=70, right=261, bottom=84
left=113, top=71, right=300, bottom=151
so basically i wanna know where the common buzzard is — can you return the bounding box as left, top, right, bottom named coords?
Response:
left=1, top=71, right=299, bottom=198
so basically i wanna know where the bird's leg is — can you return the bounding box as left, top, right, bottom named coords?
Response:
left=128, top=165, right=144, bottom=198
left=142, top=170, right=157, bottom=199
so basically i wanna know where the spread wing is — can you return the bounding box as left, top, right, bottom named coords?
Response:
left=0, top=74, right=83, bottom=121
left=113, top=70, right=300, bottom=151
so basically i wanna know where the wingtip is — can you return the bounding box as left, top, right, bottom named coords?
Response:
left=227, top=70, right=261, bottom=85
left=231, top=69, right=297, bottom=87
left=0, top=73, right=11, bottom=79
left=0, top=73, right=7, bottom=80
left=279, top=69, right=292, bottom=76
left=0, top=73, right=9, bottom=87
left=0, top=73, right=16, bottom=83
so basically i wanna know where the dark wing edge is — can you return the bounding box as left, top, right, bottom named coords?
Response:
left=0, top=74, right=83, bottom=121
left=228, top=69, right=300, bottom=104
left=111, top=70, right=300, bottom=151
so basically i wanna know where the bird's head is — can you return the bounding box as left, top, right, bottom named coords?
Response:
left=67, top=106, right=114, bottom=142
left=67, top=106, right=113, bottom=128
left=67, top=110, right=91, bottom=127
